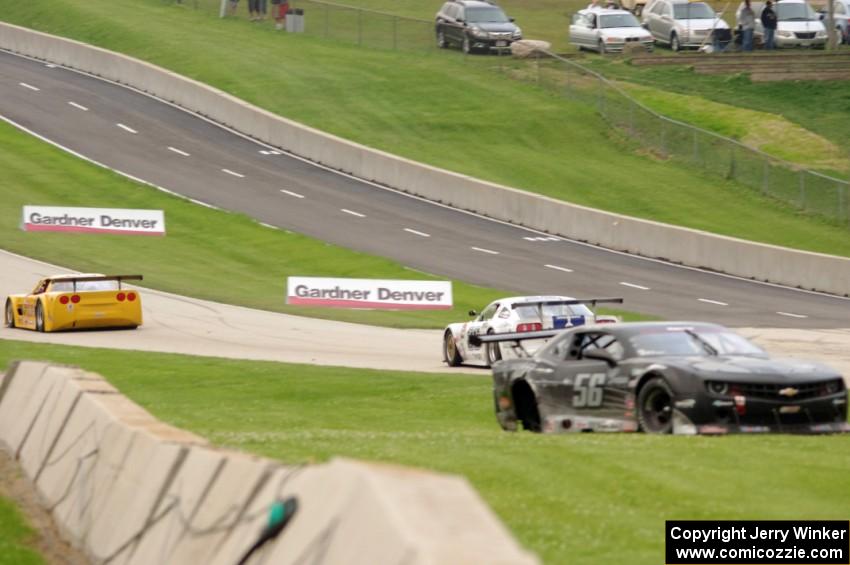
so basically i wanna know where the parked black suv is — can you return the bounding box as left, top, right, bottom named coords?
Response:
left=435, top=0, right=522, bottom=53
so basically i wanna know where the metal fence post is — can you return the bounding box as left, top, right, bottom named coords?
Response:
left=598, top=78, right=605, bottom=117
left=358, top=9, right=363, bottom=45
left=564, top=61, right=571, bottom=96
left=840, top=184, right=847, bottom=223
left=324, top=3, right=329, bottom=37
left=799, top=171, right=806, bottom=209
left=692, top=129, right=698, bottom=164
left=762, top=159, right=769, bottom=195
left=728, top=146, right=736, bottom=179
left=393, top=16, right=398, bottom=50
left=660, top=121, right=667, bottom=156
left=629, top=102, right=634, bottom=137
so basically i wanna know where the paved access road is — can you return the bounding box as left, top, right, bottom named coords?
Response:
left=1, top=50, right=848, bottom=328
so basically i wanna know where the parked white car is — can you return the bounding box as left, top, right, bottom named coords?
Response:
left=737, top=0, right=827, bottom=48
left=442, top=295, right=622, bottom=367
left=642, top=0, right=730, bottom=50
left=569, top=8, right=655, bottom=53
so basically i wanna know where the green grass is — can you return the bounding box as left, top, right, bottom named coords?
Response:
left=2, top=0, right=850, bottom=258
left=0, top=496, right=43, bottom=565
left=0, top=120, right=649, bottom=326
left=2, top=340, right=848, bottom=565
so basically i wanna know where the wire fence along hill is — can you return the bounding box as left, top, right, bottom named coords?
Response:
left=168, top=0, right=850, bottom=224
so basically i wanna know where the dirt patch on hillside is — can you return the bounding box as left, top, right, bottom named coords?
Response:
left=0, top=451, right=89, bottom=565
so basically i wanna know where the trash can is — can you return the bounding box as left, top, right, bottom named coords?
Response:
left=286, top=8, right=305, bottom=33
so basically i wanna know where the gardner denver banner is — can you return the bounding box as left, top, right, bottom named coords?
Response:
left=21, top=206, right=166, bottom=235
left=287, top=277, right=452, bottom=310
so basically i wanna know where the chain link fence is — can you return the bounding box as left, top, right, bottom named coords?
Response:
left=163, top=0, right=850, bottom=224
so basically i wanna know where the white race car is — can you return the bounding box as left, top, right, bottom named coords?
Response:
left=442, top=296, right=623, bottom=367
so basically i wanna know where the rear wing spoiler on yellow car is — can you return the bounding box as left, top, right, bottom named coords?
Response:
left=48, top=275, right=143, bottom=291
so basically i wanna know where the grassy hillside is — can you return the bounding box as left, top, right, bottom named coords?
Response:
left=2, top=341, right=848, bottom=565
left=1, top=0, right=849, bottom=258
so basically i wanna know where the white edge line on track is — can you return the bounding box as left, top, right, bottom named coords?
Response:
left=698, top=298, right=729, bottom=306
left=167, top=146, right=190, bottom=157
left=620, top=282, right=650, bottom=291
left=221, top=168, right=245, bottom=178
left=19, top=82, right=40, bottom=91
left=777, top=311, right=808, bottom=319
left=544, top=264, right=573, bottom=273
left=404, top=228, right=430, bottom=238
left=67, top=101, right=88, bottom=111
left=341, top=208, right=366, bottom=218
left=258, top=222, right=279, bottom=230
left=0, top=114, right=220, bottom=211
left=280, top=189, right=304, bottom=199
left=116, top=123, right=137, bottom=134
left=4, top=49, right=849, bottom=305
left=471, top=246, right=499, bottom=255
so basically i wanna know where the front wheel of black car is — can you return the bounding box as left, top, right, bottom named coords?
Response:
left=637, top=377, right=674, bottom=434
left=462, top=36, right=473, bottom=54
left=513, top=380, right=541, bottom=432
left=443, top=331, right=462, bottom=366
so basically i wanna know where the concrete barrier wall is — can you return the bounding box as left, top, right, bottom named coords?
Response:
left=0, top=361, right=538, bottom=564
left=2, top=21, right=848, bottom=296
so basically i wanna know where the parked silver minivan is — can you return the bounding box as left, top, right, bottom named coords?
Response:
left=736, top=0, right=827, bottom=47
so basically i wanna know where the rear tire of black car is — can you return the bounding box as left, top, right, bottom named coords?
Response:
left=437, top=28, right=448, bottom=49
left=4, top=300, right=15, bottom=328
left=35, top=301, right=45, bottom=333
left=444, top=330, right=462, bottom=367
left=486, top=329, right=502, bottom=366
left=513, top=380, right=541, bottom=432
left=462, top=36, right=473, bottom=54
left=670, top=32, right=680, bottom=52
left=637, top=377, right=674, bottom=434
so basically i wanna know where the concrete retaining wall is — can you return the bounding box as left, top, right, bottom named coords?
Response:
left=0, top=361, right=538, bottom=564
left=1, top=21, right=848, bottom=295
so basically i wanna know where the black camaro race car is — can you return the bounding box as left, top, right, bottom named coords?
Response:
left=473, top=322, right=849, bottom=435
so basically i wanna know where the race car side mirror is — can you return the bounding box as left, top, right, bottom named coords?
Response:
left=583, top=348, right=618, bottom=368
left=468, top=309, right=478, bottom=317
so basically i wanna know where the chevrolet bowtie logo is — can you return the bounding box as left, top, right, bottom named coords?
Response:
left=779, top=387, right=800, bottom=397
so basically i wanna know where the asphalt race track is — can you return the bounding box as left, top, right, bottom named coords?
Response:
left=1, top=49, right=849, bottom=328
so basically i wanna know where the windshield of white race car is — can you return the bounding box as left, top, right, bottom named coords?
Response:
left=629, top=329, right=765, bottom=357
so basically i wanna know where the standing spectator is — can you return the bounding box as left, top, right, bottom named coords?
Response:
left=259, top=0, right=268, bottom=20
left=739, top=0, right=756, bottom=51
left=228, top=0, right=240, bottom=16
left=761, top=0, right=778, bottom=49
left=271, top=0, right=289, bottom=29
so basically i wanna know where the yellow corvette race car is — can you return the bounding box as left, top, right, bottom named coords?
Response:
left=4, top=274, right=143, bottom=332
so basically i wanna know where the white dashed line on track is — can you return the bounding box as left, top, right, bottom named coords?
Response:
left=259, top=222, right=279, bottom=230
left=19, top=82, right=40, bottom=91
left=404, top=228, right=430, bottom=238
left=698, top=298, right=729, bottom=306
left=259, top=150, right=282, bottom=155
left=341, top=208, right=366, bottom=218
left=116, top=123, right=138, bottom=134
left=68, top=101, right=88, bottom=111
left=777, top=311, right=808, bottom=319
left=620, top=282, right=650, bottom=291
left=544, top=264, right=574, bottom=273
left=167, top=146, right=190, bottom=157
left=221, top=168, right=245, bottom=178
left=280, top=189, right=305, bottom=199
left=45, top=64, right=57, bottom=68
left=471, top=247, right=500, bottom=255
left=524, top=236, right=560, bottom=242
